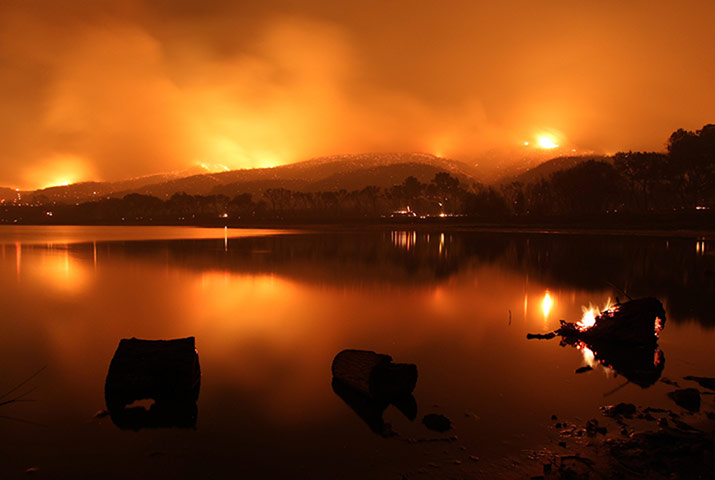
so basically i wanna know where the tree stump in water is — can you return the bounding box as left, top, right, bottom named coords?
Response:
left=104, top=337, right=201, bottom=429
left=331, top=349, right=417, bottom=400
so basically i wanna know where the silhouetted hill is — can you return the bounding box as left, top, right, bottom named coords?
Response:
left=305, top=162, right=471, bottom=191
left=139, top=152, right=481, bottom=199
left=21, top=170, right=205, bottom=204
left=211, top=156, right=479, bottom=196
left=0, top=187, right=17, bottom=202
left=500, top=155, right=612, bottom=185
left=17, top=153, right=481, bottom=203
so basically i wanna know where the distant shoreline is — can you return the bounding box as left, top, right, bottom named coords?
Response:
left=2, top=218, right=714, bottom=238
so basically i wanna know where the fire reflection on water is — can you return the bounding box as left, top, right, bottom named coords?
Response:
left=391, top=231, right=418, bottom=251
left=542, top=291, right=552, bottom=320
left=34, top=248, right=89, bottom=294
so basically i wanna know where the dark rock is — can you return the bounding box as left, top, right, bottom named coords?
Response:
left=526, top=332, right=556, bottom=340
left=575, top=366, right=593, bottom=374
left=586, top=419, right=606, bottom=436
left=422, top=413, right=452, bottom=432
left=660, top=377, right=680, bottom=387
left=558, top=441, right=567, bottom=447
left=683, top=376, right=715, bottom=391
left=602, top=402, right=637, bottom=418
left=668, top=388, right=701, bottom=412
left=551, top=414, right=558, bottom=420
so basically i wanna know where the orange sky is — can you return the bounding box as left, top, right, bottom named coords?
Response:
left=1, top=0, right=713, bottom=189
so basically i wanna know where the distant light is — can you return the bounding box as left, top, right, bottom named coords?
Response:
left=524, top=142, right=529, bottom=146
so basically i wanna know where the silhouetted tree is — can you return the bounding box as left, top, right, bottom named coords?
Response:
left=402, top=176, right=425, bottom=207
left=428, top=172, right=460, bottom=213
left=667, top=124, right=715, bottom=208
left=360, top=186, right=381, bottom=215
left=264, top=188, right=292, bottom=215
left=500, top=181, right=527, bottom=215
left=550, top=161, right=623, bottom=214
left=463, top=187, right=509, bottom=217
left=228, top=193, right=253, bottom=218
left=613, top=151, right=667, bottom=212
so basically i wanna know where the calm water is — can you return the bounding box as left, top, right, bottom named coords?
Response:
left=0, top=226, right=713, bottom=479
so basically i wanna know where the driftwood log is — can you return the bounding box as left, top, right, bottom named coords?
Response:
left=104, top=337, right=201, bottom=430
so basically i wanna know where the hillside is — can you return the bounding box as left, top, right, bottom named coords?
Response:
left=499, top=155, right=612, bottom=185
left=12, top=153, right=482, bottom=203
left=20, top=170, right=203, bottom=204
left=0, top=187, right=18, bottom=202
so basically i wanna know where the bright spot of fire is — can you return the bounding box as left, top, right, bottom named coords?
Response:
left=542, top=291, right=552, bottom=318
left=578, top=298, right=615, bottom=331
left=537, top=136, right=559, bottom=149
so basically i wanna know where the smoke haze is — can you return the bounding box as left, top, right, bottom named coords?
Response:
left=1, top=0, right=713, bottom=188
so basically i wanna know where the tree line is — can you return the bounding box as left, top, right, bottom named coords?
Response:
left=1, top=124, right=712, bottom=225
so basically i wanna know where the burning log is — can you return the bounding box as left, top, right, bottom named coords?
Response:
left=557, top=297, right=666, bottom=345
left=527, top=297, right=667, bottom=387
left=104, top=337, right=201, bottom=430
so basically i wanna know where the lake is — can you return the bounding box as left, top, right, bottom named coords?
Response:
left=0, top=226, right=713, bottom=479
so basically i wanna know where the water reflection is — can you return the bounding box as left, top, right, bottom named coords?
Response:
left=32, top=230, right=707, bottom=327
left=568, top=340, right=665, bottom=388
left=104, top=337, right=201, bottom=430
left=0, top=227, right=713, bottom=478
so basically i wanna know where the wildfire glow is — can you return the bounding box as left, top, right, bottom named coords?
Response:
left=23, top=154, right=94, bottom=190
left=537, top=136, right=559, bottom=149
left=542, top=291, right=552, bottom=318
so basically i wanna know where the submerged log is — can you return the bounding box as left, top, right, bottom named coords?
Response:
left=331, top=349, right=418, bottom=436
left=331, top=349, right=417, bottom=400
left=104, top=337, right=201, bottom=430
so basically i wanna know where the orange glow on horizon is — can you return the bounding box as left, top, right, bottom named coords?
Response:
left=1, top=2, right=713, bottom=188
left=21, top=154, right=95, bottom=191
